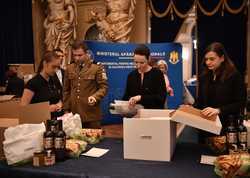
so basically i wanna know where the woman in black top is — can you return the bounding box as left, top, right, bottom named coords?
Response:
left=195, top=42, right=246, bottom=135
left=123, top=45, right=166, bottom=109
left=21, top=51, right=62, bottom=118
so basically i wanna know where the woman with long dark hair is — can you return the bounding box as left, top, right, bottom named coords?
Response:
left=195, top=42, right=246, bottom=141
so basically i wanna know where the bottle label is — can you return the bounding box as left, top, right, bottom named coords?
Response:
left=44, top=155, right=55, bottom=166
left=33, top=156, right=40, bottom=167
left=44, top=137, right=53, bottom=149
left=55, top=137, right=65, bottom=149
left=227, top=133, right=237, bottom=143
left=228, top=144, right=238, bottom=154
left=238, top=143, right=247, bottom=152
left=238, top=132, right=247, bottom=142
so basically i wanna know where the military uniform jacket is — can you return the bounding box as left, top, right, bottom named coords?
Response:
left=63, top=59, right=108, bottom=122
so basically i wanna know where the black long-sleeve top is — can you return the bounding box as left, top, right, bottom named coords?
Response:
left=195, top=70, right=246, bottom=127
left=122, top=68, right=166, bottom=109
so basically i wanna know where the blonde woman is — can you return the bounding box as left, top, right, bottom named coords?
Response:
left=157, top=60, right=174, bottom=97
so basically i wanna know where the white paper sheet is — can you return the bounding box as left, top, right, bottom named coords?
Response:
left=200, top=155, right=217, bottom=165
left=81, top=147, right=109, bottom=157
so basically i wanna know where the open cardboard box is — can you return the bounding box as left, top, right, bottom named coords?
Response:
left=123, top=107, right=222, bottom=162
left=0, top=101, right=50, bottom=158
left=124, top=109, right=176, bottom=162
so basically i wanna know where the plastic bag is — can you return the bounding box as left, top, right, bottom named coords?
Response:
left=109, top=100, right=144, bottom=118
left=57, top=113, right=82, bottom=137
left=3, top=123, right=45, bottom=165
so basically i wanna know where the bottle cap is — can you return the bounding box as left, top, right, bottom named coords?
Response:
left=47, top=150, right=51, bottom=157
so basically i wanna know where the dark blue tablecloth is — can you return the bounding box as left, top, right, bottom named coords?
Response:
left=0, top=138, right=219, bottom=178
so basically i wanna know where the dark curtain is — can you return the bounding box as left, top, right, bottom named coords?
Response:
left=0, top=0, right=34, bottom=85
left=197, top=0, right=247, bottom=76
left=151, top=0, right=194, bottom=42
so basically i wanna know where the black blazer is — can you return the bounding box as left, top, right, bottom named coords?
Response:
left=123, top=68, right=166, bottom=109
left=51, top=68, right=64, bottom=100
left=195, top=70, right=246, bottom=127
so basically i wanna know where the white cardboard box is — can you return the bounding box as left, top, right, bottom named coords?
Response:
left=123, top=108, right=222, bottom=162
left=124, top=109, right=176, bottom=162
left=123, top=117, right=176, bottom=162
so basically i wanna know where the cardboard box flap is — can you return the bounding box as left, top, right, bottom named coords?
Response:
left=135, top=109, right=185, bottom=139
left=19, top=102, right=50, bottom=124
left=171, top=107, right=222, bottom=135
left=0, top=118, right=19, bottom=127
left=178, top=105, right=216, bottom=121
left=136, top=109, right=174, bottom=118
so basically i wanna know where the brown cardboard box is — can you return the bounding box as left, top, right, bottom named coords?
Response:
left=17, top=64, right=34, bottom=76
left=0, top=101, right=50, bottom=158
left=8, top=64, right=35, bottom=83
left=8, top=64, right=34, bottom=76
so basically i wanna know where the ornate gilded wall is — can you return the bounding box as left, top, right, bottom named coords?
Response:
left=32, top=0, right=148, bottom=71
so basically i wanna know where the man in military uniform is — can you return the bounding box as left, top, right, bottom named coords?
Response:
left=63, top=41, right=108, bottom=128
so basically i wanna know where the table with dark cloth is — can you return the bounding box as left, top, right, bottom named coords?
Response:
left=0, top=138, right=219, bottom=178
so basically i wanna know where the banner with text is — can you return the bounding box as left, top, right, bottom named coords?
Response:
left=85, top=41, right=183, bottom=124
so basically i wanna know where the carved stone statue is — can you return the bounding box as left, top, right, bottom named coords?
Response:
left=44, top=0, right=77, bottom=64
left=91, top=0, right=136, bottom=43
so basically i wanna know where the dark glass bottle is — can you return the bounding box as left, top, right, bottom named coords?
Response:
left=50, top=119, right=59, bottom=135
left=226, top=115, right=238, bottom=154
left=238, top=114, right=248, bottom=153
left=43, top=120, right=54, bottom=151
left=54, top=120, right=66, bottom=162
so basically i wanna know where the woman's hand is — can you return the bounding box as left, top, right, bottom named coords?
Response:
left=201, top=107, right=220, bottom=117
left=49, top=101, right=62, bottom=112
left=167, top=87, right=174, bottom=96
left=49, top=104, right=58, bottom=112
left=128, top=95, right=141, bottom=106
left=55, top=101, right=62, bottom=111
